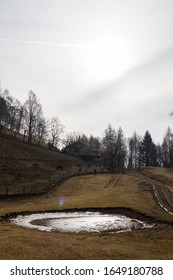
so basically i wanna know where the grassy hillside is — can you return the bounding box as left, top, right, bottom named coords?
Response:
left=1, top=172, right=173, bottom=221
left=0, top=169, right=173, bottom=259
left=0, top=136, right=85, bottom=195
left=138, top=167, right=173, bottom=192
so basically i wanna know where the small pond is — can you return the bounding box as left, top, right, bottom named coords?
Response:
left=11, top=211, right=154, bottom=233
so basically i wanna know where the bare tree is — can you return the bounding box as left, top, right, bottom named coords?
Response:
left=33, top=116, right=47, bottom=146
left=48, top=117, right=64, bottom=150
left=128, top=131, right=141, bottom=168
left=102, top=125, right=127, bottom=171
left=88, top=135, right=101, bottom=153
left=115, top=127, right=127, bottom=171
left=23, top=91, right=44, bottom=144
left=102, top=124, right=117, bottom=170
left=8, top=98, right=24, bottom=137
left=161, top=126, right=173, bottom=167
left=62, top=131, right=83, bottom=147
left=0, top=89, right=10, bottom=133
left=0, top=86, right=25, bottom=138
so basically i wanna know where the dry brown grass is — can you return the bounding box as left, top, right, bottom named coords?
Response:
left=0, top=170, right=173, bottom=259
left=1, top=221, right=173, bottom=260
left=139, top=167, right=173, bottom=191
left=0, top=173, right=171, bottom=221
left=0, top=136, right=84, bottom=196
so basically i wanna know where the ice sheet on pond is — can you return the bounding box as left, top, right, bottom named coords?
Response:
left=11, top=211, right=154, bottom=233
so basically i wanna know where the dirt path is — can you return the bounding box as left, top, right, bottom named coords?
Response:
left=128, top=171, right=173, bottom=216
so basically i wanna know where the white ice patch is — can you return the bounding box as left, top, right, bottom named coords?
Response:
left=11, top=211, right=154, bottom=233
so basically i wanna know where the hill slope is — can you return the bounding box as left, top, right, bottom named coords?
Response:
left=0, top=136, right=85, bottom=195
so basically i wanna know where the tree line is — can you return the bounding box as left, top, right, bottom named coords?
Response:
left=0, top=88, right=64, bottom=149
left=1, top=86, right=173, bottom=171
left=74, top=125, right=173, bottom=170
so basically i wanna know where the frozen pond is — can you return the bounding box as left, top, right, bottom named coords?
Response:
left=11, top=211, right=154, bottom=233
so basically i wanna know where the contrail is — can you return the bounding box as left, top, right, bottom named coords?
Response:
left=0, top=38, right=90, bottom=49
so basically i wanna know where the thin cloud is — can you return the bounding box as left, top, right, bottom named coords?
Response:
left=76, top=45, right=173, bottom=107
left=0, top=38, right=90, bottom=49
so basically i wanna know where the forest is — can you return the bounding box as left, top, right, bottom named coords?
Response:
left=0, top=86, right=173, bottom=172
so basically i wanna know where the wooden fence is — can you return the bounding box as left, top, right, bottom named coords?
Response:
left=0, top=165, right=108, bottom=197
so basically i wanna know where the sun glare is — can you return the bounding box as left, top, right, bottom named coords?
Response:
left=89, top=38, right=134, bottom=82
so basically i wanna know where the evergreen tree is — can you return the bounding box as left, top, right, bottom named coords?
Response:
left=139, top=130, right=157, bottom=166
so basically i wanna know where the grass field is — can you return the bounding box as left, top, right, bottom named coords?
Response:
left=0, top=169, right=173, bottom=259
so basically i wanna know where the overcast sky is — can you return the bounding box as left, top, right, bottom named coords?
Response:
left=0, top=0, right=173, bottom=143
